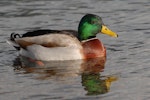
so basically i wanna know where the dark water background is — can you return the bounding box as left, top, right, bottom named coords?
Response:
left=0, top=0, right=150, bottom=100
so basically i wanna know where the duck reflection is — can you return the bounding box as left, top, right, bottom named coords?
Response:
left=82, top=73, right=117, bottom=95
left=12, top=56, right=117, bottom=95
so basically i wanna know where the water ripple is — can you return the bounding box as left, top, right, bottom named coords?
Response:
left=0, top=0, right=150, bottom=100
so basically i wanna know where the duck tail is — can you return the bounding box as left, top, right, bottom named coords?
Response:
left=7, top=33, right=22, bottom=50
left=10, top=33, right=21, bottom=41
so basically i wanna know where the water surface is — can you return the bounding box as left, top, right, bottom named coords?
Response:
left=0, top=0, right=150, bottom=100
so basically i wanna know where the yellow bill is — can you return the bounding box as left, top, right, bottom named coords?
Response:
left=105, top=76, right=118, bottom=90
left=101, top=25, right=118, bottom=37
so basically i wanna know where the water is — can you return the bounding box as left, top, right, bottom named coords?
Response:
left=0, top=0, right=150, bottom=100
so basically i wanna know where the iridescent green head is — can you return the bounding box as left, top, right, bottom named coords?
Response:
left=78, top=14, right=118, bottom=41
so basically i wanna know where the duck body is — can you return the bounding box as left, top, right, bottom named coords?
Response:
left=8, top=30, right=106, bottom=61
left=8, top=14, right=117, bottom=61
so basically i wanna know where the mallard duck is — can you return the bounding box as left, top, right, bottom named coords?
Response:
left=7, top=14, right=118, bottom=61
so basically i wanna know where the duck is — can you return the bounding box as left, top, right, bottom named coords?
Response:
left=7, top=14, right=118, bottom=61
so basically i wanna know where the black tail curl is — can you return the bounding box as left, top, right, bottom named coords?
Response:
left=10, top=33, right=21, bottom=41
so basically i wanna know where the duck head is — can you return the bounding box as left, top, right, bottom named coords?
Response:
left=78, top=14, right=118, bottom=41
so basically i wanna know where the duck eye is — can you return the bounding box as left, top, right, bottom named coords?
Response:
left=91, top=20, right=96, bottom=24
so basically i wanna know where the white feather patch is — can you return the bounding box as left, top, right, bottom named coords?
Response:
left=20, top=44, right=83, bottom=61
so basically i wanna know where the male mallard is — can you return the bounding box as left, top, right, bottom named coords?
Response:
left=8, top=14, right=118, bottom=61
